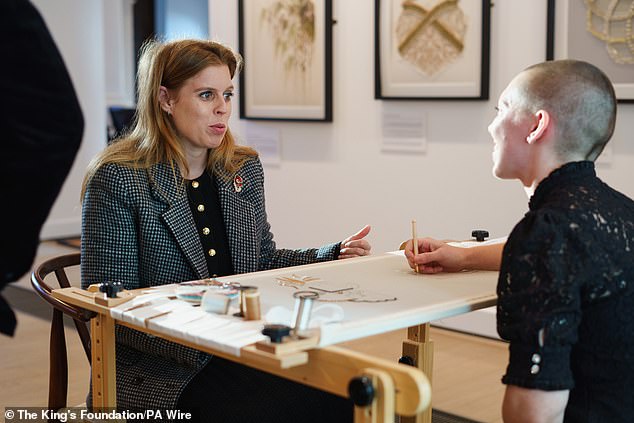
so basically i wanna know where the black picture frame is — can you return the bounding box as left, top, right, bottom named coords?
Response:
left=547, top=0, right=634, bottom=103
left=238, top=0, right=333, bottom=121
left=375, top=0, right=491, bottom=100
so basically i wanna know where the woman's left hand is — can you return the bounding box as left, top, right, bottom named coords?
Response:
left=338, top=225, right=371, bottom=259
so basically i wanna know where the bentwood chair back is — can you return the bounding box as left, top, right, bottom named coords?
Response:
left=30, top=252, right=95, bottom=411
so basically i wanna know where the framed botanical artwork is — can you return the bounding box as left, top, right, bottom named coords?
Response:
left=238, top=0, right=333, bottom=121
left=375, top=0, right=491, bottom=100
left=547, top=0, right=634, bottom=103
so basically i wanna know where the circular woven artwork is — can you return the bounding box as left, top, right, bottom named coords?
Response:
left=585, top=0, right=634, bottom=64
left=395, top=0, right=467, bottom=76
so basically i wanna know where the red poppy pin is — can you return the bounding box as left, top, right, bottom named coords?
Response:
left=233, top=175, right=244, bottom=193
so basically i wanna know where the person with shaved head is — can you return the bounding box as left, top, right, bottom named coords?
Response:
left=406, top=60, right=633, bottom=422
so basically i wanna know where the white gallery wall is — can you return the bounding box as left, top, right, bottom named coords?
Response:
left=36, top=0, right=634, bottom=249
left=209, top=1, right=634, bottom=254
left=32, top=0, right=107, bottom=239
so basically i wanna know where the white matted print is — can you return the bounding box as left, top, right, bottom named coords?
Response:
left=238, top=0, right=333, bottom=121
left=375, top=0, right=491, bottom=100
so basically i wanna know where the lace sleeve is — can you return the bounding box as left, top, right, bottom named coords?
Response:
left=497, top=210, right=581, bottom=390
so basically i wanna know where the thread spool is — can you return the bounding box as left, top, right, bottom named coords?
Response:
left=234, top=285, right=257, bottom=317
left=201, top=291, right=231, bottom=314
left=244, top=288, right=261, bottom=321
left=291, top=291, right=319, bottom=337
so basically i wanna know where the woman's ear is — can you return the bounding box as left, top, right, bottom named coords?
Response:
left=158, top=86, right=172, bottom=115
left=526, top=110, right=550, bottom=144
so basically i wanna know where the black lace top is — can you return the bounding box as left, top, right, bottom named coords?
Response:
left=497, top=161, right=634, bottom=422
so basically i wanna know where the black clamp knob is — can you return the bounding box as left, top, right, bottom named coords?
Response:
left=262, top=324, right=291, bottom=343
left=348, top=376, right=375, bottom=407
left=398, top=355, right=415, bottom=366
left=471, top=230, right=490, bottom=242
left=99, top=281, right=123, bottom=298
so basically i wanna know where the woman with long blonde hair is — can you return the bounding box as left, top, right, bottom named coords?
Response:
left=80, top=38, right=369, bottom=421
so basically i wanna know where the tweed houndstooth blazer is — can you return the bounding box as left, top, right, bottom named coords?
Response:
left=80, top=156, right=340, bottom=412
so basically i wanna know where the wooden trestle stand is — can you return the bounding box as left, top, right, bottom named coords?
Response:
left=52, top=287, right=432, bottom=423
left=401, top=324, right=434, bottom=423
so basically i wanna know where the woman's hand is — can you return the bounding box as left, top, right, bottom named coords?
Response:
left=404, top=237, right=504, bottom=273
left=404, top=237, right=467, bottom=273
left=338, top=225, right=371, bottom=259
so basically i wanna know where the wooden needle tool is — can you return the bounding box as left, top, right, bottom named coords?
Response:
left=411, top=219, right=419, bottom=273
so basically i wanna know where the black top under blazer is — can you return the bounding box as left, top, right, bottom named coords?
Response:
left=81, top=156, right=340, bottom=412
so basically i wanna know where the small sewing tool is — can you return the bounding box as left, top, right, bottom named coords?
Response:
left=234, top=285, right=258, bottom=318
left=291, top=291, right=319, bottom=337
left=244, top=287, right=261, bottom=321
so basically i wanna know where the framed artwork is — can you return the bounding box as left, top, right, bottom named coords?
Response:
left=375, top=0, right=491, bottom=100
left=547, top=0, right=634, bottom=103
left=238, top=0, right=333, bottom=121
